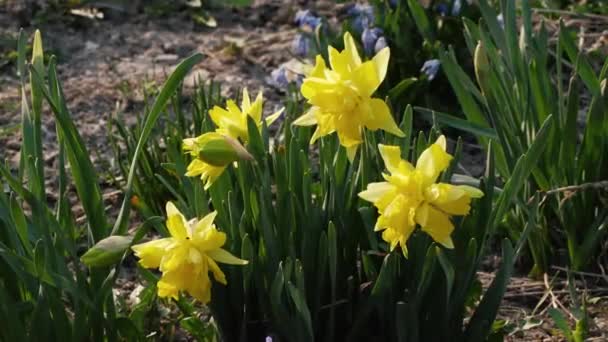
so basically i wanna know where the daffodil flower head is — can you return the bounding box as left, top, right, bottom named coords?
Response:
left=131, top=202, right=248, bottom=303
left=359, top=135, right=483, bottom=256
left=183, top=132, right=230, bottom=190
left=209, top=88, right=283, bottom=143
left=293, top=32, right=404, bottom=161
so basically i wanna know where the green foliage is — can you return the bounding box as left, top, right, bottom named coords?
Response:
left=105, top=72, right=528, bottom=340
left=425, top=0, right=608, bottom=273
left=0, top=30, right=203, bottom=341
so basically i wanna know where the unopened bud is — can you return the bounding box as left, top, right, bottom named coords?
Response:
left=81, top=235, right=133, bottom=267
left=197, top=134, right=253, bottom=166
left=474, top=41, right=490, bottom=95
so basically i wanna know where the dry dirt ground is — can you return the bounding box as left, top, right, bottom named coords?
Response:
left=1, top=1, right=607, bottom=341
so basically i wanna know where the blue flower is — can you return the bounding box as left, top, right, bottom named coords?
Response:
left=451, top=0, right=462, bottom=16
left=389, top=0, right=399, bottom=9
left=436, top=3, right=449, bottom=16
left=270, top=67, right=289, bottom=88
left=292, top=33, right=311, bottom=57
left=347, top=4, right=375, bottom=33
left=294, top=9, right=321, bottom=31
left=361, top=27, right=384, bottom=56
left=374, top=36, right=388, bottom=53
left=421, top=59, right=441, bottom=81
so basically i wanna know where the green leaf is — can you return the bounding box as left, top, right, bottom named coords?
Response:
left=414, top=107, right=497, bottom=139
left=112, top=53, right=204, bottom=235
left=491, top=115, right=554, bottom=227
left=407, top=0, right=434, bottom=42
left=465, top=239, right=515, bottom=340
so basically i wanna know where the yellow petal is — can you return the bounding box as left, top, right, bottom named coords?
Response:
left=157, top=279, right=179, bottom=300
left=194, top=226, right=227, bottom=252
left=415, top=203, right=454, bottom=249
left=166, top=202, right=188, bottom=239
left=426, top=183, right=482, bottom=216
left=328, top=46, right=349, bottom=76
left=160, top=245, right=189, bottom=272
left=193, top=211, right=218, bottom=235
left=207, top=257, right=227, bottom=284
left=131, top=238, right=172, bottom=268
left=415, top=135, right=452, bottom=185
left=187, top=271, right=212, bottom=303
left=309, top=55, right=327, bottom=78
left=292, top=109, right=318, bottom=126
left=378, top=144, right=402, bottom=175
left=343, top=31, right=362, bottom=68
left=208, top=248, right=249, bottom=265
left=366, top=98, right=404, bottom=137
left=265, top=107, right=284, bottom=126
left=241, top=88, right=251, bottom=113
left=351, top=61, right=381, bottom=97
left=248, top=91, right=264, bottom=124
left=458, top=185, right=484, bottom=198
left=346, top=145, right=358, bottom=162
left=372, top=46, right=390, bottom=86
left=359, top=182, right=394, bottom=203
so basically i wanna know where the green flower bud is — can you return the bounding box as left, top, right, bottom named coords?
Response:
left=81, top=235, right=133, bottom=267
left=198, top=134, right=253, bottom=167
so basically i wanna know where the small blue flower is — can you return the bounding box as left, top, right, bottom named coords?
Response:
left=389, top=0, right=399, bottom=9
left=347, top=4, right=375, bottom=33
left=496, top=13, right=504, bottom=29
left=291, top=33, right=311, bottom=57
left=270, top=67, right=289, bottom=88
left=421, top=59, right=441, bottom=81
left=374, top=36, right=388, bottom=53
left=451, top=0, right=462, bottom=16
left=362, top=27, right=384, bottom=56
left=436, top=3, right=449, bottom=16
left=265, top=337, right=273, bottom=342
left=294, top=9, right=321, bottom=31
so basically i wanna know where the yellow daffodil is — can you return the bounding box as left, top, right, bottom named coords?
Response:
left=132, top=202, right=247, bottom=303
left=293, top=32, right=404, bottom=161
left=209, top=88, right=283, bottom=143
left=183, top=132, right=253, bottom=189
left=359, top=136, right=483, bottom=256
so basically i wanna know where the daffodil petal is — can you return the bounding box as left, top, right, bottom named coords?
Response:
left=293, top=109, right=318, bottom=126
left=416, top=135, right=452, bottom=185
left=207, top=257, right=227, bottom=285
left=193, top=211, right=218, bottom=235
left=366, top=98, right=404, bottom=137
left=343, top=31, right=362, bottom=67
left=265, top=107, right=284, bottom=126
left=415, top=203, right=455, bottom=249
left=372, top=46, right=390, bottom=86
left=131, top=238, right=172, bottom=268
left=346, top=145, right=358, bottom=162
left=359, top=182, right=394, bottom=203
left=378, top=144, right=402, bottom=174
left=166, top=202, right=188, bottom=239
left=352, top=61, right=381, bottom=97
left=207, top=248, right=249, bottom=265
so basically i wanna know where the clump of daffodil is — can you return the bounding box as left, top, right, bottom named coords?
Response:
left=359, top=136, right=483, bottom=256
left=132, top=202, right=247, bottom=303
left=183, top=132, right=253, bottom=190
left=293, top=32, right=404, bottom=161
left=209, top=88, right=283, bottom=143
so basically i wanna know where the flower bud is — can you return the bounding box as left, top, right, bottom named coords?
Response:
left=81, top=235, right=133, bottom=267
left=474, top=41, right=491, bottom=95
left=198, top=134, right=253, bottom=167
